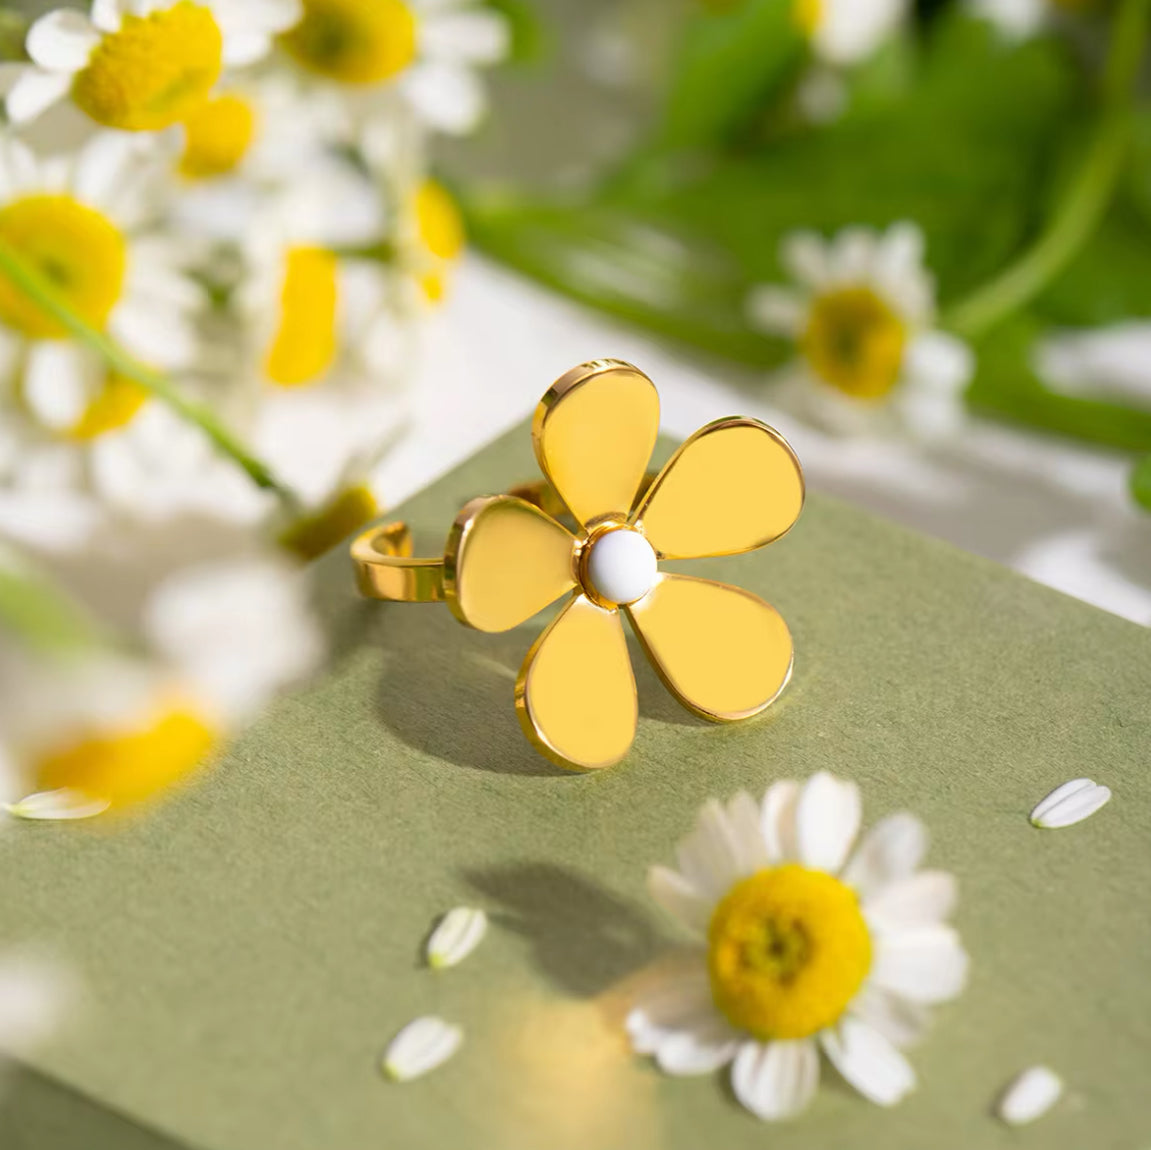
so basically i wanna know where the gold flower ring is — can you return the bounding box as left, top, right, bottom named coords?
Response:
left=352, top=360, right=805, bottom=771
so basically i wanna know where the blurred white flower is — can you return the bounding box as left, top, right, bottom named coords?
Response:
left=966, top=0, right=1059, bottom=40
left=795, top=0, right=908, bottom=66
left=628, top=773, right=968, bottom=1121
left=1, top=554, right=323, bottom=817
left=0, top=0, right=302, bottom=131
left=233, top=159, right=407, bottom=506
left=1037, top=321, right=1151, bottom=405
left=748, top=222, right=974, bottom=439
left=280, top=0, right=511, bottom=136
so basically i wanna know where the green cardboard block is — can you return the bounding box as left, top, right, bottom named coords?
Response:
left=1, top=421, right=1148, bottom=1149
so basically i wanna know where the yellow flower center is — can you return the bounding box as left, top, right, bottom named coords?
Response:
left=34, top=705, right=217, bottom=810
left=264, top=246, right=340, bottom=387
left=707, top=864, right=872, bottom=1041
left=72, top=2, right=223, bottom=132
left=793, top=0, right=823, bottom=36
left=179, top=93, right=257, bottom=180
left=801, top=286, right=907, bottom=400
left=280, top=0, right=417, bottom=86
left=68, top=373, right=148, bottom=440
left=0, top=194, right=126, bottom=339
left=278, top=483, right=379, bottom=560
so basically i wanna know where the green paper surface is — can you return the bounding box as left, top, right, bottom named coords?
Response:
left=1, top=421, right=1149, bottom=1149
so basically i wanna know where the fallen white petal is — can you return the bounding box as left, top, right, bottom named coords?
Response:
left=382, top=1016, right=463, bottom=1082
left=1030, top=779, right=1111, bottom=829
left=997, top=1065, right=1063, bottom=1125
left=5, top=790, right=110, bottom=821
left=426, top=907, right=488, bottom=970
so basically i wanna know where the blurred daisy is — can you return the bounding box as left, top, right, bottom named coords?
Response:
left=403, top=177, right=466, bottom=304
left=1038, top=321, right=1151, bottom=404
left=748, top=222, right=973, bottom=438
left=795, top=0, right=908, bottom=66
left=235, top=158, right=407, bottom=506
left=0, top=133, right=201, bottom=438
left=628, top=772, right=968, bottom=1121
left=967, top=0, right=1090, bottom=40
left=279, top=0, right=510, bottom=135
left=1, top=0, right=302, bottom=131
left=2, top=554, right=322, bottom=818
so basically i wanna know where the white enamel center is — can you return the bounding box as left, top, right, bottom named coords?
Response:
left=586, top=528, right=657, bottom=606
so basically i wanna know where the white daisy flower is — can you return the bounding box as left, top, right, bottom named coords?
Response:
left=279, top=0, right=511, bottom=136
left=748, top=222, right=974, bottom=439
left=0, top=0, right=302, bottom=132
left=966, top=0, right=1069, bottom=41
left=1, top=554, right=323, bottom=818
left=795, top=0, right=909, bottom=66
left=235, top=158, right=409, bottom=506
left=627, top=772, right=968, bottom=1121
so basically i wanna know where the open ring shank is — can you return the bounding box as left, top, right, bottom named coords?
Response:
left=352, top=479, right=577, bottom=604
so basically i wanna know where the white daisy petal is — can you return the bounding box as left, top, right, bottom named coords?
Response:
left=820, top=1017, right=916, bottom=1106
left=996, top=1065, right=1063, bottom=1125
left=841, top=812, right=927, bottom=898
left=108, top=302, right=196, bottom=369
left=760, top=778, right=800, bottom=863
left=1030, top=778, right=1111, bottom=829
left=746, top=286, right=807, bottom=336
left=725, top=790, right=770, bottom=874
left=795, top=770, right=861, bottom=874
left=26, top=10, right=99, bottom=72
left=426, top=907, right=487, bottom=970
left=403, top=60, right=486, bottom=135
left=420, top=9, right=510, bottom=64
left=649, top=1019, right=740, bottom=1075
left=6, top=69, right=72, bottom=125
left=848, top=984, right=931, bottom=1049
left=865, top=871, right=957, bottom=928
left=828, top=226, right=877, bottom=284
left=382, top=1016, right=463, bottom=1082
left=870, top=925, right=969, bottom=1004
left=730, top=1039, right=820, bottom=1121
left=675, top=799, right=751, bottom=899
left=781, top=231, right=831, bottom=289
left=6, top=789, right=111, bottom=821
left=647, top=865, right=714, bottom=936
left=903, top=331, right=974, bottom=395
left=91, top=0, right=124, bottom=33
left=23, top=343, right=97, bottom=431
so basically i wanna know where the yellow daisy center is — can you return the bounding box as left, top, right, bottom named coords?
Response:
left=264, top=246, right=340, bottom=387
left=72, top=2, right=223, bottom=132
left=0, top=194, right=126, bottom=339
left=707, top=864, right=872, bottom=1041
left=68, top=373, right=149, bottom=440
left=280, top=0, right=417, bottom=86
left=179, top=93, right=258, bottom=180
left=34, top=705, right=217, bottom=810
left=793, top=0, right=823, bottom=36
left=801, top=286, right=907, bottom=400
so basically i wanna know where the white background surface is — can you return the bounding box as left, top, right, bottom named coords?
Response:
left=375, top=256, right=1151, bottom=625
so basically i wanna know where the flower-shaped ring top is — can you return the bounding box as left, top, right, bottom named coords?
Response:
left=352, top=360, right=805, bottom=771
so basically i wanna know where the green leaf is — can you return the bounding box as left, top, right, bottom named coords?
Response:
left=1131, top=454, right=1151, bottom=510
left=967, top=315, right=1151, bottom=452
left=659, top=0, right=806, bottom=149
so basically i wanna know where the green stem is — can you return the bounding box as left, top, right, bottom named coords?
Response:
left=944, top=0, right=1150, bottom=341
left=0, top=238, right=298, bottom=507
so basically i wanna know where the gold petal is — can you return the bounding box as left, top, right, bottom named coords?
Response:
left=634, top=418, right=804, bottom=559
left=626, top=574, right=793, bottom=722
left=516, top=595, right=637, bottom=771
left=533, top=360, right=660, bottom=528
left=445, top=496, right=576, bottom=633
